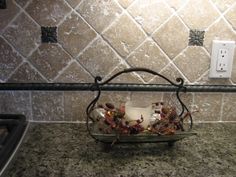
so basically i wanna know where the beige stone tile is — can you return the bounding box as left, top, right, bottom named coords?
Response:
left=222, top=93, right=236, bottom=121
left=78, top=38, right=120, bottom=78
left=231, top=48, right=236, bottom=83
left=166, top=0, right=186, bottom=10
left=128, top=0, right=172, bottom=34
left=0, top=37, right=22, bottom=81
left=58, top=12, right=96, bottom=57
left=150, top=63, right=187, bottom=85
left=103, top=14, right=146, bottom=57
left=3, top=12, right=40, bottom=57
left=126, top=39, right=169, bottom=82
left=8, top=62, right=46, bottom=83
left=55, top=61, right=93, bottom=83
left=15, top=0, right=30, bottom=8
left=204, top=19, right=236, bottom=52
left=103, top=63, right=143, bottom=83
left=77, top=0, right=122, bottom=33
left=0, top=0, right=20, bottom=33
left=98, top=91, right=131, bottom=108
left=32, top=92, right=64, bottom=121
left=153, top=15, right=189, bottom=59
left=163, top=92, right=193, bottom=114
left=0, top=91, right=31, bottom=120
left=64, top=92, right=94, bottom=121
left=195, top=70, right=232, bottom=85
left=178, top=0, right=219, bottom=29
left=193, top=93, right=222, bottom=121
left=212, top=0, right=235, bottom=12
left=66, top=0, right=82, bottom=8
left=26, top=0, right=71, bottom=26
left=118, top=0, right=134, bottom=8
left=225, top=4, right=236, bottom=30
left=174, top=47, right=210, bottom=83
left=29, top=44, right=72, bottom=81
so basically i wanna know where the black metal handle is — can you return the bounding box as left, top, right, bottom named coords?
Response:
left=86, top=67, right=193, bottom=142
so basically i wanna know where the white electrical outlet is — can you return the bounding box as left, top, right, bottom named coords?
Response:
left=216, top=49, right=228, bottom=72
left=209, top=40, right=235, bottom=78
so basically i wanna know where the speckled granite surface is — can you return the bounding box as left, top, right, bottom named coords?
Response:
left=4, top=123, right=236, bottom=177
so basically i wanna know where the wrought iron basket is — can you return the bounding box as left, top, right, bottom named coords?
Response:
left=86, top=68, right=196, bottom=146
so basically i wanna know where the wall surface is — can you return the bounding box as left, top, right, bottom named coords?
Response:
left=0, top=0, right=236, bottom=122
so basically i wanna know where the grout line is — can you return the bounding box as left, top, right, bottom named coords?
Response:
left=206, top=0, right=236, bottom=31
left=56, top=10, right=73, bottom=28
left=5, top=61, right=24, bottom=82
left=220, top=93, right=225, bottom=122
left=75, top=35, right=99, bottom=61
left=22, top=0, right=33, bottom=9
left=26, top=42, right=41, bottom=58
left=2, top=3, right=52, bottom=82
left=29, top=91, right=33, bottom=121
left=52, top=57, right=74, bottom=82
left=1, top=4, right=23, bottom=35
left=62, top=91, right=66, bottom=121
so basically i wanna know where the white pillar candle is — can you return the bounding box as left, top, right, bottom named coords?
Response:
left=125, top=101, right=152, bottom=129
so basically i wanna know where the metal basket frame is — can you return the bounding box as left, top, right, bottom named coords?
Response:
left=86, top=67, right=193, bottom=144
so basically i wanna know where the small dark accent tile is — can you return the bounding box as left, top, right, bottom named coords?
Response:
left=189, top=29, right=205, bottom=46
left=41, top=27, right=57, bottom=43
left=0, top=0, right=6, bottom=9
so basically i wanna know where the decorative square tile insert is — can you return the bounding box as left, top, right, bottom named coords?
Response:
left=189, top=30, right=205, bottom=46
left=0, top=0, right=6, bottom=9
left=41, top=27, right=57, bottom=43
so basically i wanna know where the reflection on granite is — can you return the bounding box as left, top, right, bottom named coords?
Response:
left=5, top=123, right=236, bottom=177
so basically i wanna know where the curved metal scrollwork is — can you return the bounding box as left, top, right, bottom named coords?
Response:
left=86, top=67, right=193, bottom=142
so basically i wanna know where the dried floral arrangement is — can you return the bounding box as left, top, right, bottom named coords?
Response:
left=91, top=101, right=193, bottom=136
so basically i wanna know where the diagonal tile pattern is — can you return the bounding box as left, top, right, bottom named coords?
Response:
left=58, top=12, right=97, bottom=57
left=174, top=47, right=210, bottom=82
left=150, top=63, right=186, bottom=84
left=178, top=0, right=219, bottom=29
left=165, top=0, right=186, bottom=10
left=103, top=14, right=146, bottom=57
left=3, top=12, right=41, bottom=57
left=65, top=0, right=82, bottom=8
left=15, top=0, right=30, bottom=8
left=117, top=0, right=135, bottom=8
left=104, top=63, right=143, bottom=83
left=0, top=0, right=236, bottom=122
left=0, top=37, right=22, bottom=81
left=29, top=44, right=72, bottom=81
left=55, top=61, right=93, bottom=83
left=126, top=39, right=169, bottom=82
left=212, top=0, right=236, bottom=12
left=7, top=62, right=46, bottom=83
left=78, top=38, right=120, bottom=78
left=128, top=0, right=173, bottom=34
left=0, top=0, right=19, bottom=33
left=204, top=19, right=236, bottom=52
left=225, top=3, right=236, bottom=30
left=77, top=0, right=122, bottom=33
left=153, top=15, right=189, bottom=59
left=26, top=0, right=71, bottom=26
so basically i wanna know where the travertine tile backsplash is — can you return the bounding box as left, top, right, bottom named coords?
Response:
left=0, top=0, right=236, bottom=122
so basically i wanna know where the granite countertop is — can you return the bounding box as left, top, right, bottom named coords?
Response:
left=4, top=123, right=236, bottom=177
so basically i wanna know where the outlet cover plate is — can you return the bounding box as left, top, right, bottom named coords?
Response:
left=209, top=40, right=235, bottom=78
